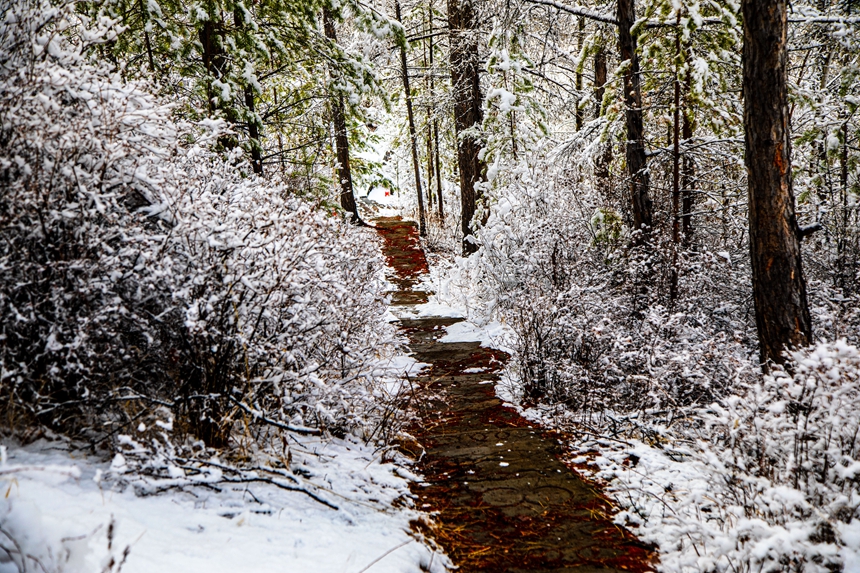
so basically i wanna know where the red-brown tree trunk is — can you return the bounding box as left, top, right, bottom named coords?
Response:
left=743, top=0, right=812, bottom=366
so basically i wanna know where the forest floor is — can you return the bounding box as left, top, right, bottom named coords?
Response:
left=376, top=216, right=656, bottom=573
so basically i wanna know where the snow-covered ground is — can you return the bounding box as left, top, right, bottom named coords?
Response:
left=1, top=430, right=448, bottom=573
left=0, top=350, right=447, bottom=573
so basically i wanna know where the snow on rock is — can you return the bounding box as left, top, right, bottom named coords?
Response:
left=439, top=320, right=513, bottom=354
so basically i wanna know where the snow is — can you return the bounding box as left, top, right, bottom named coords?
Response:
left=0, top=439, right=449, bottom=573
left=491, top=340, right=860, bottom=573
left=438, top=320, right=513, bottom=353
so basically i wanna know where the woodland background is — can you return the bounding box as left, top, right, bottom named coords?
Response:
left=2, top=0, right=860, bottom=571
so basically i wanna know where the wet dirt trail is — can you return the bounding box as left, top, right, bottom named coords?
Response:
left=376, top=217, right=655, bottom=573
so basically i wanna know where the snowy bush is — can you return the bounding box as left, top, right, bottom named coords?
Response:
left=0, top=0, right=396, bottom=452
left=456, top=161, right=757, bottom=415
left=694, top=340, right=860, bottom=572
left=576, top=341, right=860, bottom=573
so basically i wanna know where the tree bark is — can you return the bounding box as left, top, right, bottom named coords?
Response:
left=244, top=86, right=263, bottom=175
left=681, top=73, right=695, bottom=246
left=424, top=12, right=435, bottom=211
left=396, top=0, right=427, bottom=236
left=575, top=16, right=584, bottom=131
left=670, top=23, right=681, bottom=301
left=743, top=0, right=812, bottom=367
left=429, top=0, right=444, bottom=218
left=594, top=47, right=612, bottom=193
left=435, top=121, right=444, bottom=218
left=199, top=20, right=225, bottom=115
left=233, top=8, right=263, bottom=175
left=617, top=0, right=652, bottom=239
left=672, top=28, right=681, bottom=248
left=448, top=0, right=486, bottom=255
left=323, top=8, right=360, bottom=223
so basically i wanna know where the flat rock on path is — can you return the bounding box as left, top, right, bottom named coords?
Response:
left=375, top=217, right=655, bottom=573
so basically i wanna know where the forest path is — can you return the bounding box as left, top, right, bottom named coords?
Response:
left=375, top=217, right=655, bottom=573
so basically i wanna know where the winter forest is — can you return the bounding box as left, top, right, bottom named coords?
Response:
left=2, top=0, right=860, bottom=571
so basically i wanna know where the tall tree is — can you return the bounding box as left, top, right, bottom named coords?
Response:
left=429, top=1, right=445, bottom=219
left=324, top=7, right=361, bottom=223
left=680, top=72, right=695, bottom=246
left=617, top=0, right=652, bottom=240
left=743, top=0, right=812, bottom=366
left=575, top=16, right=584, bottom=132
left=395, top=0, right=427, bottom=235
left=448, top=0, right=486, bottom=255
left=593, top=45, right=611, bottom=194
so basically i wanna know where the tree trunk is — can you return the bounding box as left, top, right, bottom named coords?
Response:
left=234, top=8, right=263, bottom=175
left=617, top=0, right=652, bottom=239
left=140, top=0, right=155, bottom=72
left=743, top=0, right=812, bottom=367
left=594, top=47, right=611, bottom=193
left=681, top=73, right=695, bottom=246
left=671, top=28, right=681, bottom=248
left=323, top=8, right=360, bottom=223
left=395, top=0, right=427, bottom=236
left=427, top=121, right=435, bottom=209
left=244, top=86, right=263, bottom=175
left=435, top=120, right=444, bottom=218
left=424, top=12, right=435, bottom=211
left=575, top=17, right=584, bottom=132
left=838, top=120, right=849, bottom=288
left=429, top=0, right=444, bottom=219
left=447, top=0, right=486, bottom=255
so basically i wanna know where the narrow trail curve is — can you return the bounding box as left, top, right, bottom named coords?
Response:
left=376, top=217, right=655, bottom=573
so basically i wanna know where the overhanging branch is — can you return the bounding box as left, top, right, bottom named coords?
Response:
left=522, top=0, right=860, bottom=27
left=521, top=0, right=618, bottom=25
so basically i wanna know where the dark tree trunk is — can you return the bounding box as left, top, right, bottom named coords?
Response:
left=617, top=0, right=652, bottom=239
left=671, top=29, right=681, bottom=248
left=743, top=0, right=812, bottom=367
left=434, top=120, right=444, bottom=218
left=396, top=0, right=427, bottom=236
left=244, top=86, right=263, bottom=175
left=234, top=8, right=263, bottom=175
left=140, top=0, right=155, bottom=72
left=594, top=48, right=607, bottom=118
left=681, top=73, right=695, bottom=246
left=199, top=20, right=225, bottom=114
left=429, top=1, right=444, bottom=218
left=323, top=9, right=360, bottom=223
left=427, top=0, right=445, bottom=218
left=670, top=25, right=681, bottom=301
left=199, top=18, right=240, bottom=151
left=423, top=10, right=434, bottom=211
left=427, top=121, right=435, bottom=209
left=575, top=17, right=584, bottom=132
left=448, top=0, right=486, bottom=255
left=594, top=47, right=612, bottom=192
